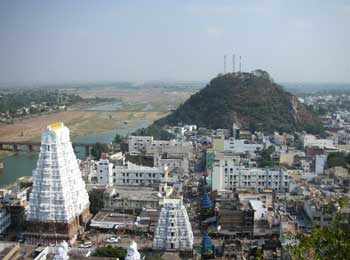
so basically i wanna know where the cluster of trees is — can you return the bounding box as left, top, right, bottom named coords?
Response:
left=88, top=189, right=104, bottom=215
left=327, top=152, right=350, bottom=169
left=91, top=143, right=110, bottom=160
left=132, top=124, right=175, bottom=140
left=113, top=134, right=125, bottom=144
left=258, top=145, right=275, bottom=167
left=0, top=89, right=82, bottom=114
left=94, top=245, right=126, bottom=258
left=291, top=198, right=350, bottom=260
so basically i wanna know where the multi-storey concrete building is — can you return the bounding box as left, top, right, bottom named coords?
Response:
left=128, top=135, right=193, bottom=156
left=212, top=154, right=290, bottom=192
left=223, top=138, right=264, bottom=155
left=94, top=157, right=170, bottom=187
left=301, top=134, right=334, bottom=149
left=216, top=195, right=255, bottom=238
left=111, top=162, right=167, bottom=186
left=154, top=153, right=189, bottom=175
left=128, top=136, right=153, bottom=155
left=303, top=199, right=335, bottom=227
left=96, top=156, right=113, bottom=186
left=0, top=207, right=11, bottom=235
left=145, top=140, right=193, bottom=155
left=103, top=186, right=161, bottom=213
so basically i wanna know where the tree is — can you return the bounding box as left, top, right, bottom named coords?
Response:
left=327, top=153, right=350, bottom=169
left=290, top=199, right=350, bottom=260
left=91, top=143, right=109, bottom=160
left=88, top=189, right=105, bottom=215
left=132, top=125, right=175, bottom=140
left=258, top=145, right=275, bottom=167
left=113, top=133, right=124, bottom=144
left=291, top=222, right=350, bottom=260
left=94, top=245, right=126, bottom=258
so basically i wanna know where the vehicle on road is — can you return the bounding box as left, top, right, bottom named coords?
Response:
left=106, top=236, right=120, bottom=243
left=79, top=241, right=92, bottom=248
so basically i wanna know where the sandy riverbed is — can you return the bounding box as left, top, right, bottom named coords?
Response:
left=0, top=110, right=165, bottom=142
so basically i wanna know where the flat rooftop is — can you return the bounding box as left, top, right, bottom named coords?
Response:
left=107, top=186, right=160, bottom=201
left=90, top=210, right=135, bottom=229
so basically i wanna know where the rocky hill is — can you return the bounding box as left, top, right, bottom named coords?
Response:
left=154, top=70, right=323, bottom=134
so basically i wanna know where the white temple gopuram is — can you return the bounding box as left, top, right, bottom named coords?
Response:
left=25, top=122, right=90, bottom=244
left=125, top=240, right=142, bottom=260
left=153, top=198, right=193, bottom=251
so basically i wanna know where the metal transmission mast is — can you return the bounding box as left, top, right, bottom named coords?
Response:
left=239, top=56, right=242, bottom=73
left=224, top=55, right=227, bottom=74
left=232, top=54, right=236, bottom=73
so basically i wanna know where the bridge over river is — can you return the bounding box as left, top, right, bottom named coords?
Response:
left=0, top=141, right=95, bottom=157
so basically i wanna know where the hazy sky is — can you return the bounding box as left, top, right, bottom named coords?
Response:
left=0, top=0, right=349, bottom=84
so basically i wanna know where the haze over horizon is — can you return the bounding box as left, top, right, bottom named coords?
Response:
left=1, top=0, right=349, bottom=85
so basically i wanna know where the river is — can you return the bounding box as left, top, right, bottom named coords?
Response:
left=0, top=118, right=152, bottom=187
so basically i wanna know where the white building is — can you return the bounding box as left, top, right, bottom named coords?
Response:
left=154, top=153, right=189, bottom=175
left=169, top=125, right=197, bottom=136
left=315, top=155, right=327, bottom=175
left=26, top=122, right=90, bottom=244
left=184, top=124, right=197, bottom=132
left=273, top=132, right=286, bottom=146
left=212, top=155, right=290, bottom=192
left=128, top=135, right=193, bottom=156
left=301, top=134, right=334, bottom=149
left=249, top=200, right=268, bottom=221
left=223, top=138, right=263, bottom=155
left=153, top=198, right=193, bottom=251
left=145, top=140, right=193, bottom=156
left=112, top=162, right=167, bottom=186
left=0, top=207, right=11, bottom=235
left=96, top=157, right=113, bottom=186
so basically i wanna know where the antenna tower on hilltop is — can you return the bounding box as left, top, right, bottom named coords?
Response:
left=232, top=54, right=235, bottom=73
left=224, top=55, right=227, bottom=74
left=239, top=56, right=242, bottom=73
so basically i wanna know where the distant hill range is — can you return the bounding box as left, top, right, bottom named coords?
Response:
left=154, top=70, right=323, bottom=134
